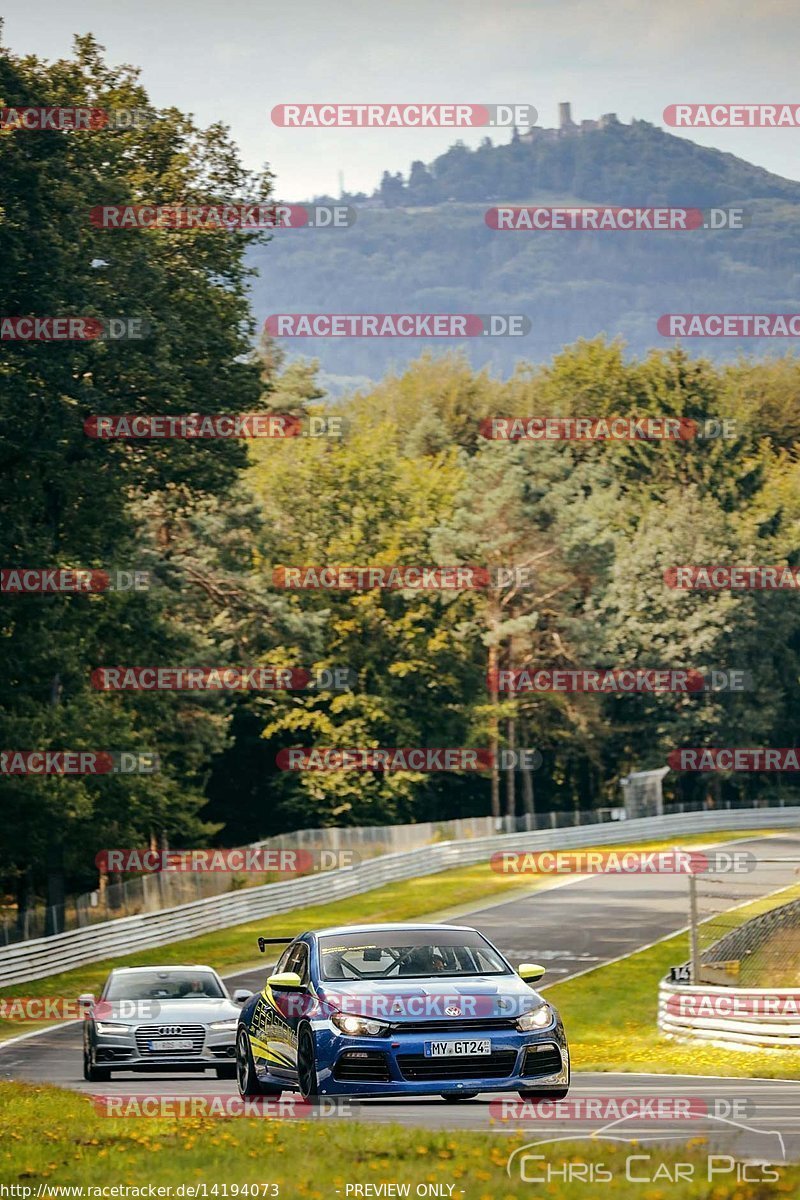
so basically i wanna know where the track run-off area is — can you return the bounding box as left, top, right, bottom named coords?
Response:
left=2, top=833, right=799, bottom=1159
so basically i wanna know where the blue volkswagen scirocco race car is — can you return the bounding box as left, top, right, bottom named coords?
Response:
left=235, top=923, right=570, bottom=1101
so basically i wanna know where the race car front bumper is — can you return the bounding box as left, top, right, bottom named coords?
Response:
left=311, top=1020, right=570, bottom=1097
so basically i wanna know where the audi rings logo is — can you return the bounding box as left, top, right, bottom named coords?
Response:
left=158, top=1026, right=183, bottom=1037
left=444, top=1006, right=462, bottom=1017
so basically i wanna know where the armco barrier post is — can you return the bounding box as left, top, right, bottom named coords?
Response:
left=688, top=872, right=700, bottom=983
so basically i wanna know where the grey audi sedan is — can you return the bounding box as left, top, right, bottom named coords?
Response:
left=81, top=965, right=251, bottom=1081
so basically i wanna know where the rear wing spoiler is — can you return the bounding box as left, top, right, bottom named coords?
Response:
left=257, top=936, right=295, bottom=954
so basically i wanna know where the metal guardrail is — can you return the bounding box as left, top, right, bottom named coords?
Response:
left=658, top=979, right=800, bottom=1048
left=7, top=799, right=787, bottom=946
left=1, top=808, right=797, bottom=988
left=2, top=809, right=621, bottom=945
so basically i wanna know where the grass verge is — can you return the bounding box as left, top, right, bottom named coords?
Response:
left=0, top=1080, right=797, bottom=1196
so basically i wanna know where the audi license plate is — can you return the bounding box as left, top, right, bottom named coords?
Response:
left=148, top=1038, right=193, bottom=1051
left=425, top=1039, right=491, bottom=1057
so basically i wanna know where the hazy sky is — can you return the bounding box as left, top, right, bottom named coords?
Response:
left=5, top=0, right=800, bottom=199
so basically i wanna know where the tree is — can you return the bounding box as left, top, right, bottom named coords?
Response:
left=0, top=33, right=276, bottom=920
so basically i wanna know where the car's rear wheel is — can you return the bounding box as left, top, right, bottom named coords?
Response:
left=440, top=1091, right=479, bottom=1101
left=518, top=1087, right=569, bottom=1100
left=216, top=1063, right=238, bottom=1080
left=83, top=1044, right=111, bottom=1083
left=236, top=1029, right=281, bottom=1098
left=297, top=1026, right=319, bottom=1100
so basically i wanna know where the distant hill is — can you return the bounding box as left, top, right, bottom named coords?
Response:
left=250, top=112, right=800, bottom=382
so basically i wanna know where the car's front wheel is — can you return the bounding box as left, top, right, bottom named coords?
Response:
left=83, top=1043, right=111, bottom=1083
left=236, top=1030, right=281, bottom=1098
left=297, top=1026, right=319, bottom=1100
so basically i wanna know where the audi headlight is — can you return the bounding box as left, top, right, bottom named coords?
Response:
left=95, top=1021, right=131, bottom=1035
left=209, top=1019, right=238, bottom=1032
left=331, top=1012, right=390, bottom=1037
left=516, top=1003, right=553, bottom=1032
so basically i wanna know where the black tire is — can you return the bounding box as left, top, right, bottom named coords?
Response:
left=440, top=1091, right=479, bottom=1101
left=297, top=1025, right=319, bottom=1100
left=216, top=1063, right=238, bottom=1080
left=83, top=1043, right=111, bottom=1083
left=518, top=1087, right=569, bottom=1100
left=236, top=1029, right=281, bottom=1097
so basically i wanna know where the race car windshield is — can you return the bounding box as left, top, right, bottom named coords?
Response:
left=104, top=970, right=225, bottom=1000
left=317, top=930, right=511, bottom=980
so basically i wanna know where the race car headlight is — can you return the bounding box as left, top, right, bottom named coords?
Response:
left=209, top=1019, right=238, bottom=1032
left=95, top=1021, right=131, bottom=1035
left=516, top=1003, right=554, bottom=1032
left=331, top=1012, right=390, bottom=1037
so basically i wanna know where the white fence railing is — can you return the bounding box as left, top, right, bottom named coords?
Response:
left=1, top=808, right=797, bottom=988
left=658, top=980, right=800, bottom=1048
left=3, top=809, right=623, bottom=944
left=10, top=799, right=790, bottom=946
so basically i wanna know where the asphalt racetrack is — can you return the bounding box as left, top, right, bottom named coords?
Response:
left=2, top=833, right=799, bottom=1159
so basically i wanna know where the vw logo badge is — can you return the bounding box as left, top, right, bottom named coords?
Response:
left=444, top=1006, right=461, bottom=1017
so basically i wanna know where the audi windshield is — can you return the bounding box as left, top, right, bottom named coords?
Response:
left=104, top=970, right=225, bottom=1001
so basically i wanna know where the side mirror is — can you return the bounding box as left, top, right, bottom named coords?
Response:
left=78, top=993, right=95, bottom=1010
left=233, top=988, right=252, bottom=1004
left=266, top=971, right=303, bottom=992
left=518, top=963, right=546, bottom=983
